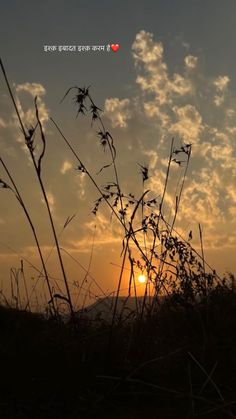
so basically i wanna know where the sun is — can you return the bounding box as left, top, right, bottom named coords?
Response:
left=138, top=274, right=146, bottom=284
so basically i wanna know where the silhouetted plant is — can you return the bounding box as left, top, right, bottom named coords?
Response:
left=0, top=59, right=74, bottom=320
left=53, top=84, right=224, bottom=323
left=0, top=61, right=230, bottom=325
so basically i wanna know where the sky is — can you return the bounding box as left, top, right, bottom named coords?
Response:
left=1, top=0, right=236, bottom=309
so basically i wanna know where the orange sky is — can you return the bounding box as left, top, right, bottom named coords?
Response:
left=1, top=1, right=236, bottom=309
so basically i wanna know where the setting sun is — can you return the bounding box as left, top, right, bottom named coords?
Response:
left=138, top=274, right=146, bottom=284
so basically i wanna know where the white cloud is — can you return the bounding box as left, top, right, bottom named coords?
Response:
left=0, top=81, right=50, bottom=160
left=76, top=172, right=86, bottom=201
left=213, top=75, right=230, bottom=107
left=184, top=55, right=198, bottom=69
left=14, top=82, right=49, bottom=128
left=170, top=105, right=203, bottom=142
left=47, top=192, right=55, bottom=212
left=143, top=102, right=170, bottom=127
left=104, top=98, right=131, bottom=128
left=60, top=160, right=73, bottom=175
left=132, top=30, right=165, bottom=64
left=101, top=29, right=236, bottom=250
left=132, top=30, right=194, bottom=107
left=0, top=81, right=49, bottom=163
left=214, top=76, right=230, bottom=91
left=15, top=82, right=46, bottom=97
left=41, top=192, right=55, bottom=213
left=142, top=149, right=158, bottom=169
left=171, top=73, right=192, bottom=95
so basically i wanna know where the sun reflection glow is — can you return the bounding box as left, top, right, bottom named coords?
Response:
left=138, top=274, right=146, bottom=284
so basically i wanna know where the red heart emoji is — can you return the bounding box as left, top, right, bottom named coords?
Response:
left=111, top=44, right=120, bottom=52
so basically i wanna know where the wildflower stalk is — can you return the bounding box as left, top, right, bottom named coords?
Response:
left=34, top=100, right=74, bottom=320
left=0, top=156, right=56, bottom=315
left=0, top=58, right=74, bottom=320
left=87, top=92, right=126, bottom=224
left=50, top=118, right=185, bottom=298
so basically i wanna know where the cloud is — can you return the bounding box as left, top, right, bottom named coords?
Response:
left=41, top=192, right=55, bottom=213
left=213, top=75, right=230, bottom=106
left=132, top=30, right=165, bottom=64
left=0, top=81, right=50, bottom=163
left=15, top=82, right=46, bottom=97
left=102, top=29, right=236, bottom=251
left=1, top=28, right=236, bottom=277
left=0, top=80, right=49, bottom=163
left=184, top=55, right=198, bottom=69
left=132, top=30, right=194, bottom=107
left=67, top=212, right=123, bottom=253
left=170, top=105, right=202, bottom=142
left=143, top=102, right=170, bottom=127
left=47, top=192, right=55, bottom=212
left=60, top=160, right=73, bottom=175
left=14, top=82, right=49, bottom=127
left=142, top=149, right=158, bottom=169
left=76, top=172, right=86, bottom=201
left=103, top=98, right=131, bottom=128
left=214, top=76, right=230, bottom=91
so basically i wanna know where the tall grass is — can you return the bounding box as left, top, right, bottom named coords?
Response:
left=52, top=85, right=225, bottom=319
left=0, top=59, right=73, bottom=320
left=0, top=57, right=231, bottom=322
left=1, top=59, right=236, bottom=419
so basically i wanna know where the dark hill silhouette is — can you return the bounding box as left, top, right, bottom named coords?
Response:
left=78, top=295, right=166, bottom=322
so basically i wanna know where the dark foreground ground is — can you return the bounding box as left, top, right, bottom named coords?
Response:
left=0, top=290, right=236, bottom=419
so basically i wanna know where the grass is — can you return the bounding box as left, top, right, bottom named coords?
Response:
left=0, top=58, right=236, bottom=418
left=0, top=287, right=236, bottom=418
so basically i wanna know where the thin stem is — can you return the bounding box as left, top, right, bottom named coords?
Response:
left=0, top=58, right=26, bottom=137
left=0, top=156, right=56, bottom=314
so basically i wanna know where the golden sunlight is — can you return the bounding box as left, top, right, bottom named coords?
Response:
left=138, top=274, right=146, bottom=284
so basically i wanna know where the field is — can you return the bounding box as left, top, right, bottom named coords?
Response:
left=1, top=58, right=236, bottom=418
